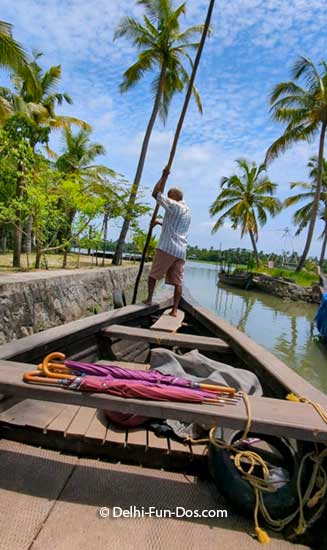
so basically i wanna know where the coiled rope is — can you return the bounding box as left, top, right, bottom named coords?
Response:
left=187, top=391, right=327, bottom=544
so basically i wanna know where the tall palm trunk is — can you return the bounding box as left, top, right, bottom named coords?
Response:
left=62, top=209, right=75, bottom=268
left=102, top=207, right=110, bottom=267
left=12, top=162, right=24, bottom=268
left=132, top=0, right=216, bottom=303
left=319, top=217, right=327, bottom=269
left=112, top=64, right=166, bottom=266
left=249, top=229, right=259, bottom=268
left=296, top=122, right=326, bottom=272
left=24, top=216, right=33, bottom=254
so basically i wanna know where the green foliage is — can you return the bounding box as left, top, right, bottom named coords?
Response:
left=0, top=21, right=27, bottom=73
left=209, top=159, right=281, bottom=265
left=3, top=113, right=50, bottom=145
left=115, top=0, right=204, bottom=121
left=266, top=57, right=327, bottom=163
left=266, top=56, right=327, bottom=271
left=255, top=266, right=318, bottom=287
left=133, top=228, right=158, bottom=258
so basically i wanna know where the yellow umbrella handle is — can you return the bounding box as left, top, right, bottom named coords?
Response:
left=41, top=352, right=75, bottom=380
left=23, top=370, right=63, bottom=385
left=199, top=383, right=236, bottom=396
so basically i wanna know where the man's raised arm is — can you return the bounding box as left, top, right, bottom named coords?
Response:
left=152, top=167, right=170, bottom=199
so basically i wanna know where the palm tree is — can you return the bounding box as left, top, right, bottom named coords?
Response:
left=266, top=57, right=327, bottom=272
left=55, top=127, right=116, bottom=268
left=1, top=53, right=90, bottom=267
left=0, top=21, right=38, bottom=121
left=112, top=0, right=203, bottom=265
left=0, top=21, right=26, bottom=69
left=210, top=159, right=282, bottom=267
left=0, top=53, right=89, bottom=131
left=284, top=156, right=327, bottom=268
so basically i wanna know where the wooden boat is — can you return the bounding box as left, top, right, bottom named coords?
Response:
left=218, top=270, right=253, bottom=289
left=0, top=293, right=326, bottom=549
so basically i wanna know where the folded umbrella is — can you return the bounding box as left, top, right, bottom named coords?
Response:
left=64, top=359, right=236, bottom=396
left=70, top=376, right=222, bottom=403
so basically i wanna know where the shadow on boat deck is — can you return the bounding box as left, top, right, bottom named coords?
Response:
left=0, top=440, right=309, bottom=550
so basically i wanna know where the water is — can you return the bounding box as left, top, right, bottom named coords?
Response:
left=183, top=261, right=327, bottom=393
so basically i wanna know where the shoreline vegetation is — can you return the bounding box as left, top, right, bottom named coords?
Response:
left=189, top=258, right=319, bottom=287
left=0, top=249, right=319, bottom=288
left=0, top=9, right=326, bottom=281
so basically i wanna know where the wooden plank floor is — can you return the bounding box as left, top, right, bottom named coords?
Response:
left=151, top=309, right=185, bottom=332
left=0, top=398, right=195, bottom=463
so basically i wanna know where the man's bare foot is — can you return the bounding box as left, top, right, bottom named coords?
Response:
left=170, top=310, right=178, bottom=317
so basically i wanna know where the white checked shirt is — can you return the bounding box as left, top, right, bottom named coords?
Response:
left=156, top=192, right=191, bottom=260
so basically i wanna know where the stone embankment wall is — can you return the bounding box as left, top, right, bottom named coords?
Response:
left=253, top=274, right=322, bottom=304
left=0, top=264, right=150, bottom=344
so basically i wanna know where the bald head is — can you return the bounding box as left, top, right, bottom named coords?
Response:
left=168, top=187, right=183, bottom=202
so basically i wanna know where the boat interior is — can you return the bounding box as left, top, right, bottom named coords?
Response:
left=0, top=295, right=326, bottom=549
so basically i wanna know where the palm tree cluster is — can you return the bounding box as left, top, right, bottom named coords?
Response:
left=112, top=0, right=204, bottom=264
left=210, top=57, right=327, bottom=271
left=210, top=160, right=282, bottom=267
left=0, top=4, right=326, bottom=273
left=0, top=23, right=125, bottom=268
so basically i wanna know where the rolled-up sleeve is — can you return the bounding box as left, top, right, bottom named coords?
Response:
left=156, top=192, right=172, bottom=210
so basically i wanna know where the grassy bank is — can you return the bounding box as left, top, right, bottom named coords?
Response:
left=252, top=266, right=319, bottom=287
left=186, top=259, right=319, bottom=287
left=0, top=252, right=135, bottom=272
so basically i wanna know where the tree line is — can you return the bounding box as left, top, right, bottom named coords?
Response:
left=210, top=58, right=327, bottom=272
left=0, top=3, right=326, bottom=273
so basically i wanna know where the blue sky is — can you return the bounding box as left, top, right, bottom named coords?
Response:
left=1, top=0, right=327, bottom=255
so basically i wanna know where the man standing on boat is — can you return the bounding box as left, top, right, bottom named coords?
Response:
left=143, top=177, right=191, bottom=317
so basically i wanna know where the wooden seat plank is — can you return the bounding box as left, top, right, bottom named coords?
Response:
left=96, top=360, right=150, bottom=371
left=151, top=309, right=185, bottom=333
left=64, top=406, right=96, bottom=438
left=0, top=359, right=326, bottom=443
left=102, top=325, right=231, bottom=353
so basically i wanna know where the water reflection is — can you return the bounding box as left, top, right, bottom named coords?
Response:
left=184, top=261, right=327, bottom=393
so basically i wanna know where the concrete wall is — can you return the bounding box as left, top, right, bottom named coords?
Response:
left=253, top=274, right=321, bottom=303
left=0, top=264, right=150, bottom=344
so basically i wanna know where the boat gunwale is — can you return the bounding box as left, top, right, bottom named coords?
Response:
left=180, top=294, right=327, bottom=407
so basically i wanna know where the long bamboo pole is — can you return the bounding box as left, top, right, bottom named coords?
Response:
left=132, top=0, right=216, bottom=304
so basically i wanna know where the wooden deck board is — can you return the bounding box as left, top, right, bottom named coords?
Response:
left=84, top=410, right=107, bottom=443
left=168, top=438, right=189, bottom=454
left=0, top=360, right=326, bottom=442
left=0, top=399, right=65, bottom=432
left=102, top=325, right=231, bottom=353
left=64, top=407, right=96, bottom=438
left=106, top=422, right=127, bottom=445
left=47, top=405, right=80, bottom=433
left=147, top=430, right=169, bottom=451
left=151, top=309, right=185, bottom=332
left=126, top=427, right=147, bottom=447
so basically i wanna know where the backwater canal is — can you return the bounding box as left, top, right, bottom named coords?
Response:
left=182, top=261, right=327, bottom=393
